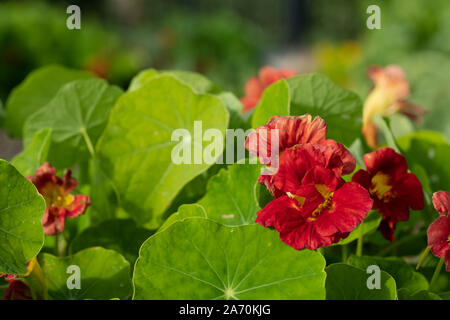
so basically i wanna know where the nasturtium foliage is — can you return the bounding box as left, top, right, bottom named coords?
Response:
left=397, top=289, right=442, bottom=300
left=133, top=218, right=326, bottom=300
left=129, top=69, right=217, bottom=94
left=11, top=128, right=52, bottom=176
left=325, top=263, right=397, bottom=300
left=97, top=75, right=229, bottom=227
left=198, top=163, right=261, bottom=225
left=0, top=160, right=45, bottom=275
left=70, top=219, right=154, bottom=267
left=252, top=74, right=362, bottom=146
left=347, top=255, right=429, bottom=293
left=335, top=211, right=382, bottom=245
left=160, top=204, right=207, bottom=232
left=23, top=78, right=123, bottom=169
left=397, top=131, right=450, bottom=191
left=5, top=65, right=93, bottom=137
left=39, top=247, right=132, bottom=300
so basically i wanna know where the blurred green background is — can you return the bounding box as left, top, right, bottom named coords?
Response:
left=0, top=0, right=449, bottom=153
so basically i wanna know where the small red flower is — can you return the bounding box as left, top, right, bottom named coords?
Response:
left=28, top=162, right=90, bottom=236
left=427, top=215, right=450, bottom=272
left=256, top=144, right=373, bottom=250
left=241, top=66, right=296, bottom=112
left=2, top=280, right=33, bottom=300
left=246, top=115, right=355, bottom=173
left=352, top=147, right=424, bottom=241
left=433, top=191, right=450, bottom=216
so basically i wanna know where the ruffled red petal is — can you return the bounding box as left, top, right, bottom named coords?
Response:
left=42, top=208, right=66, bottom=236
left=433, top=191, right=450, bottom=215
left=66, top=195, right=90, bottom=218
left=2, top=280, right=32, bottom=300
left=427, top=216, right=450, bottom=258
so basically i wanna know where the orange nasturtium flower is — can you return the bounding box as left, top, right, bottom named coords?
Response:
left=240, top=66, right=296, bottom=113
left=28, top=162, right=90, bottom=236
left=362, top=65, right=427, bottom=148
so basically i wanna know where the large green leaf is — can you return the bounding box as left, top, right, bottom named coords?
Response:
left=0, top=160, right=45, bottom=274
left=23, top=78, right=123, bottom=169
left=11, top=128, right=52, bottom=176
left=326, top=263, right=397, bottom=300
left=398, top=289, right=442, bottom=300
left=70, top=219, right=153, bottom=266
left=397, top=131, right=450, bottom=191
left=198, top=163, right=261, bottom=225
left=133, top=218, right=326, bottom=300
left=252, top=74, right=362, bottom=146
left=129, top=69, right=217, bottom=94
left=97, top=75, right=229, bottom=227
left=252, top=79, right=290, bottom=128
left=347, top=255, right=429, bottom=293
left=39, top=247, right=132, bottom=300
left=160, top=204, right=207, bottom=232
left=5, top=65, right=93, bottom=137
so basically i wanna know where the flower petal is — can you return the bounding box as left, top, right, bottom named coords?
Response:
left=433, top=191, right=450, bottom=215
left=66, top=195, right=90, bottom=218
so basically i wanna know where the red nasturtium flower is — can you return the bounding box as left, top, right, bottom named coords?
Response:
left=2, top=280, right=33, bottom=300
left=432, top=191, right=450, bottom=216
left=246, top=115, right=355, bottom=197
left=352, top=147, right=424, bottom=241
left=28, top=162, right=90, bottom=235
left=247, top=115, right=372, bottom=250
left=240, top=66, right=296, bottom=113
left=256, top=144, right=373, bottom=250
left=362, top=65, right=427, bottom=148
left=427, top=215, right=450, bottom=272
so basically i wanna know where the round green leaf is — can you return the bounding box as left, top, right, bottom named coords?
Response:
left=39, top=247, right=132, bottom=300
left=160, top=204, right=207, bottom=232
left=5, top=65, right=93, bottom=137
left=23, top=78, right=123, bottom=169
left=97, top=75, right=229, bottom=227
left=252, top=79, right=290, bottom=128
left=70, top=219, right=153, bottom=267
left=198, top=163, right=261, bottom=225
left=347, top=255, right=429, bottom=293
left=0, top=160, right=45, bottom=274
left=326, top=263, right=397, bottom=300
left=133, top=218, right=326, bottom=300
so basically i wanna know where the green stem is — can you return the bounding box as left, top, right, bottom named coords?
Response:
left=81, top=127, right=95, bottom=158
left=416, top=246, right=431, bottom=270
left=429, top=258, right=444, bottom=291
left=356, top=226, right=364, bottom=256
left=342, top=244, right=349, bottom=263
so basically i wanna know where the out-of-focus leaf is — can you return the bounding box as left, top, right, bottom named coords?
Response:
left=326, top=263, right=397, bottom=300
left=23, top=78, right=123, bottom=169
left=39, top=247, right=131, bottom=300
left=11, top=128, right=52, bottom=176
left=5, top=65, right=93, bottom=137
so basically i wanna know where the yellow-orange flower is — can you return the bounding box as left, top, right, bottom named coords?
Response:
left=362, top=65, right=427, bottom=148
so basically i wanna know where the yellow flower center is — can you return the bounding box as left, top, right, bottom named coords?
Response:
left=308, top=184, right=334, bottom=222
left=40, top=183, right=74, bottom=211
left=369, top=172, right=392, bottom=200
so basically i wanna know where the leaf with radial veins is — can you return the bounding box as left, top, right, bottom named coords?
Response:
left=198, top=163, right=261, bottom=226
left=160, top=204, right=207, bottom=232
left=133, top=218, right=326, bottom=300
left=39, top=247, right=132, bottom=300
left=0, top=160, right=45, bottom=275
left=97, top=75, right=229, bottom=227
left=5, top=65, right=93, bottom=137
left=23, top=78, right=123, bottom=169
